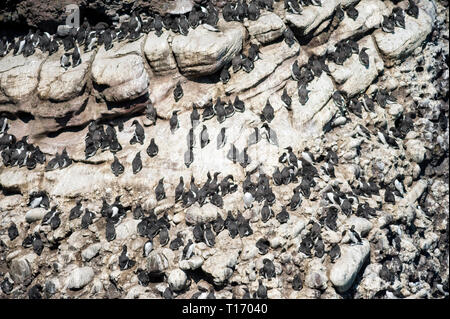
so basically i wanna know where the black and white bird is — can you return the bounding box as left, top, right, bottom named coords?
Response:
left=200, top=125, right=210, bottom=148
left=119, top=245, right=135, bottom=270
left=155, top=178, right=166, bottom=201
left=130, top=120, right=145, bottom=145
left=147, top=138, right=159, bottom=157
left=174, top=81, right=184, bottom=102
left=359, top=47, right=369, bottom=68
left=170, top=110, right=180, bottom=133
left=132, top=151, right=142, bottom=174
left=261, top=123, right=279, bottom=146
left=281, top=88, right=292, bottom=110
left=111, top=155, right=124, bottom=176
left=60, top=53, right=71, bottom=70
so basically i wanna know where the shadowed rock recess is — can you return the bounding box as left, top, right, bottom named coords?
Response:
left=0, top=0, right=448, bottom=299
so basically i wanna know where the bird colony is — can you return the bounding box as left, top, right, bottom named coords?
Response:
left=0, top=0, right=448, bottom=299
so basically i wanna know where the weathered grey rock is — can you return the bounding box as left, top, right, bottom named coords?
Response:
left=171, top=23, right=245, bottom=76
left=373, top=8, right=433, bottom=63
left=144, top=32, right=178, bottom=75
left=345, top=216, right=373, bottom=237
left=81, top=243, right=102, bottom=262
left=291, top=73, right=334, bottom=130
left=285, top=0, right=337, bottom=35
left=245, top=12, right=286, bottom=44
left=168, top=269, right=188, bottom=291
left=329, top=241, right=371, bottom=292
left=25, top=208, right=47, bottom=223
left=37, top=49, right=95, bottom=102
left=115, top=219, right=139, bottom=240
left=0, top=52, right=46, bottom=103
left=201, top=249, right=240, bottom=285
left=91, top=40, right=149, bottom=102
left=9, top=255, right=33, bottom=284
left=405, top=139, right=427, bottom=163
left=185, top=203, right=221, bottom=225
left=66, top=267, right=95, bottom=290
left=226, top=40, right=300, bottom=95
left=331, top=0, right=389, bottom=42
left=305, top=258, right=328, bottom=290
left=146, top=251, right=170, bottom=274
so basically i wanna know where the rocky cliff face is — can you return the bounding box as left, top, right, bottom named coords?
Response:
left=0, top=0, right=448, bottom=299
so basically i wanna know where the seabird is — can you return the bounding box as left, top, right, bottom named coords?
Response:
left=292, top=274, right=303, bottom=291
left=169, top=110, right=180, bottom=134
left=281, top=88, right=292, bottom=110
left=8, top=223, right=19, bottom=241
left=50, top=212, right=61, bottom=230
left=261, top=123, right=279, bottom=146
left=298, top=84, right=310, bottom=105
left=1, top=278, right=13, bottom=295
left=200, top=125, right=210, bottom=148
left=242, top=56, right=254, bottom=73
left=220, top=67, right=231, bottom=84
left=204, top=223, right=216, bottom=247
left=42, top=206, right=57, bottom=225
left=227, top=144, right=240, bottom=163
left=393, top=7, right=406, bottom=29
left=111, top=155, right=124, bottom=176
left=292, top=60, right=301, bottom=81
left=146, top=102, right=157, bottom=125
left=202, top=102, right=215, bottom=121
left=119, top=245, right=136, bottom=270
left=248, top=1, right=260, bottom=20
left=217, top=127, right=227, bottom=150
left=174, top=81, right=184, bottom=102
left=130, top=120, right=145, bottom=145
left=184, top=148, right=194, bottom=168
left=155, top=178, right=166, bottom=201
left=159, top=226, right=169, bottom=246
left=262, top=100, right=274, bottom=123
left=406, top=0, right=419, bottom=19
left=146, top=138, right=159, bottom=157
left=261, top=258, right=276, bottom=279
left=81, top=209, right=95, bottom=229
left=72, top=45, right=81, bottom=67
left=248, top=43, right=260, bottom=62
left=182, top=239, right=194, bottom=260
left=232, top=54, right=243, bottom=73
left=225, top=101, right=235, bottom=118
left=233, top=96, right=245, bottom=113
left=32, top=233, right=44, bottom=256
left=28, top=285, right=42, bottom=299
left=60, top=53, right=71, bottom=70
left=213, top=215, right=225, bottom=233
left=105, top=220, right=116, bottom=242
left=188, top=8, right=200, bottom=29
left=260, top=202, right=273, bottom=222
left=276, top=206, right=290, bottom=224
left=143, top=240, right=153, bottom=257
left=188, top=105, right=200, bottom=129
left=289, top=191, right=302, bottom=211
left=214, top=99, right=227, bottom=123
left=381, top=15, right=395, bottom=33
left=175, top=177, right=184, bottom=203
left=358, top=47, right=370, bottom=68
left=285, top=0, right=302, bottom=14
left=132, top=151, right=143, bottom=174
left=256, top=280, right=267, bottom=299
left=247, top=127, right=261, bottom=147
left=335, top=4, right=345, bottom=22
left=283, top=26, right=297, bottom=48
left=346, top=4, right=359, bottom=20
